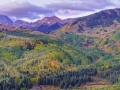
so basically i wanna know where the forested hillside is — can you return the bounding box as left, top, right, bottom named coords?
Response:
left=0, top=26, right=120, bottom=90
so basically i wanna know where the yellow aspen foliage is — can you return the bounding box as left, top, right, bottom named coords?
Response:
left=46, top=52, right=54, bottom=59
left=105, top=48, right=111, bottom=52
left=104, top=44, right=108, bottom=48
left=105, top=65, right=109, bottom=69
left=118, top=47, right=120, bottom=51
left=6, top=40, right=24, bottom=46
left=48, top=43, right=56, bottom=46
left=39, top=41, right=43, bottom=45
left=30, top=76, right=39, bottom=83
left=34, top=43, right=43, bottom=50
left=0, top=33, right=4, bottom=38
left=61, top=26, right=66, bottom=32
left=50, top=60, right=60, bottom=69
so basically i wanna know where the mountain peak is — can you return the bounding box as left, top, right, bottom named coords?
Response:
left=51, top=16, right=60, bottom=19
left=0, top=15, right=13, bottom=26
left=36, top=16, right=62, bottom=25
left=13, top=20, right=30, bottom=27
left=42, top=16, right=61, bottom=22
left=44, top=16, right=59, bottom=19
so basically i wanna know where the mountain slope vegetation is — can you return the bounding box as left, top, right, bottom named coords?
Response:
left=0, top=8, right=120, bottom=90
left=0, top=27, right=120, bottom=90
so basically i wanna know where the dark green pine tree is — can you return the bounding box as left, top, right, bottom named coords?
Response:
left=59, top=81, right=64, bottom=89
left=64, top=82, right=69, bottom=89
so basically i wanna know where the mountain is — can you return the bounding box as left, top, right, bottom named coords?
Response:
left=33, top=16, right=63, bottom=33
left=13, top=20, right=30, bottom=28
left=0, top=15, right=13, bottom=26
left=13, top=16, right=74, bottom=33
left=57, top=8, right=120, bottom=34
left=36, top=16, right=62, bottom=25
left=35, top=16, right=73, bottom=25
left=0, top=15, right=74, bottom=33
left=2, top=8, right=120, bottom=34
left=33, top=22, right=62, bottom=33
left=1, top=8, right=120, bottom=90
left=33, top=16, right=74, bottom=33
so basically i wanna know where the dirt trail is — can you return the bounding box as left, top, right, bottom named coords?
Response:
left=80, top=76, right=111, bottom=89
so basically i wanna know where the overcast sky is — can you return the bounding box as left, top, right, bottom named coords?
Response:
left=0, top=0, right=120, bottom=22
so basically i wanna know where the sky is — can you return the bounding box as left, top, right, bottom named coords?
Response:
left=0, top=0, right=120, bottom=22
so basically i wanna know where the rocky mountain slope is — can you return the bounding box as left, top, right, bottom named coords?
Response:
left=13, top=16, right=74, bottom=33
left=0, top=15, right=13, bottom=26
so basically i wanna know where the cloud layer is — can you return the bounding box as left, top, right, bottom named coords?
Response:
left=0, top=2, right=55, bottom=19
left=0, top=0, right=118, bottom=21
left=47, top=0, right=114, bottom=11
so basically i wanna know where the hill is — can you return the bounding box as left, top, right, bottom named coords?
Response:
left=54, top=8, right=120, bottom=36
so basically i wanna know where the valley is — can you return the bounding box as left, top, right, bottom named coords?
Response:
left=0, top=8, right=120, bottom=90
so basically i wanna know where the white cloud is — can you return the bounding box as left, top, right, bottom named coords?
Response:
left=11, top=0, right=15, bottom=2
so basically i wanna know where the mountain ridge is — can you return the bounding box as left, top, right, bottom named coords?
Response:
left=1, top=8, right=120, bottom=34
left=0, top=15, right=74, bottom=33
left=57, top=8, right=120, bottom=34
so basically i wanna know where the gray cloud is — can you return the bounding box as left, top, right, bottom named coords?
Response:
left=0, top=0, right=117, bottom=21
left=0, top=2, right=55, bottom=19
left=47, top=3, right=94, bottom=11
left=47, top=0, right=115, bottom=11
